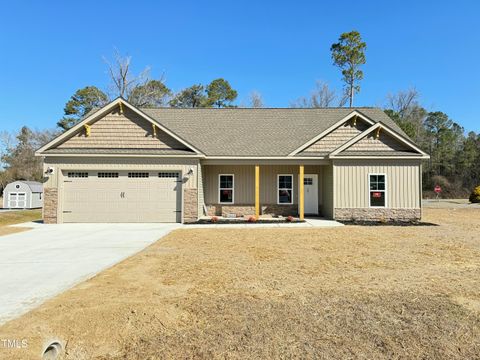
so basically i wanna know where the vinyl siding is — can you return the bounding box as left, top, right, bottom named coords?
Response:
left=202, top=165, right=323, bottom=206
left=321, top=165, right=334, bottom=218
left=57, top=108, right=188, bottom=150
left=333, top=160, right=421, bottom=209
left=43, top=157, right=198, bottom=189
left=43, top=157, right=199, bottom=224
left=302, top=119, right=370, bottom=153
left=345, top=132, right=410, bottom=152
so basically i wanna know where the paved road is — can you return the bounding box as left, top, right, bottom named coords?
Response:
left=422, top=199, right=480, bottom=208
left=0, top=223, right=180, bottom=325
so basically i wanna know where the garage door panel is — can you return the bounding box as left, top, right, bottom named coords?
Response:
left=62, top=171, right=181, bottom=223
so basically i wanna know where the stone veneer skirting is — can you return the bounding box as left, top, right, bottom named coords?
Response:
left=205, top=204, right=298, bottom=217
left=43, top=188, right=58, bottom=224
left=334, top=208, right=421, bottom=222
left=183, top=188, right=198, bottom=223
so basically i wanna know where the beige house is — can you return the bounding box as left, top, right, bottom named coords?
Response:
left=36, top=98, right=429, bottom=224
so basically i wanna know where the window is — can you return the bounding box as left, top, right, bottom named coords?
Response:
left=304, top=177, right=313, bottom=186
left=219, top=174, right=234, bottom=203
left=128, top=172, right=149, bottom=178
left=278, top=175, right=293, bottom=204
left=68, top=172, right=88, bottom=178
left=98, top=172, right=119, bottom=178
left=369, top=174, right=386, bottom=207
left=158, top=172, right=180, bottom=178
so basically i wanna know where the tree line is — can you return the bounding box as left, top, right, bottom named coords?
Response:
left=1, top=34, right=478, bottom=198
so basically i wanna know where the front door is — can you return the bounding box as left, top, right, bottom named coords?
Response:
left=303, top=174, right=318, bottom=215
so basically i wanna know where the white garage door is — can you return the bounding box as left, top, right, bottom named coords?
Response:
left=62, top=171, right=181, bottom=223
left=8, top=192, right=27, bottom=208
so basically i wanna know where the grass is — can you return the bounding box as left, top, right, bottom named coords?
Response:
left=0, top=208, right=479, bottom=359
left=0, top=209, right=41, bottom=236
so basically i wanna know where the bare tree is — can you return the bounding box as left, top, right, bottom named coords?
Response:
left=386, top=88, right=420, bottom=119
left=248, top=91, right=264, bottom=108
left=310, top=81, right=336, bottom=107
left=103, top=49, right=150, bottom=100
left=0, top=128, right=58, bottom=191
left=0, top=131, right=14, bottom=166
left=0, top=131, right=14, bottom=190
left=290, top=81, right=337, bottom=108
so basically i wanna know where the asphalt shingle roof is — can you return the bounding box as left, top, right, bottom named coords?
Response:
left=140, top=107, right=408, bottom=157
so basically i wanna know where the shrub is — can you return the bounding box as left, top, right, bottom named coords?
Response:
left=287, top=216, right=294, bottom=222
left=469, top=185, right=480, bottom=203
left=247, top=216, right=257, bottom=223
left=211, top=216, right=219, bottom=223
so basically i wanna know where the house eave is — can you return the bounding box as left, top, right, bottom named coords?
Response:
left=329, top=155, right=430, bottom=160
left=37, top=152, right=206, bottom=158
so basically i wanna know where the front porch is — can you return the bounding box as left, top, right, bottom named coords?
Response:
left=200, top=163, right=333, bottom=220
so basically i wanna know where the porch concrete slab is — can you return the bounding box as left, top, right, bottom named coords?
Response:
left=304, top=218, right=345, bottom=227
left=0, top=222, right=180, bottom=325
left=184, top=218, right=344, bottom=229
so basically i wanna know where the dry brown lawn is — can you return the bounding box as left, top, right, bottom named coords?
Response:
left=0, top=209, right=41, bottom=236
left=0, top=208, right=479, bottom=359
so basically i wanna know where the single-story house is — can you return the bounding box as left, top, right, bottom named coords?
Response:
left=36, top=98, right=429, bottom=224
left=2, top=180, right=43, bottom=209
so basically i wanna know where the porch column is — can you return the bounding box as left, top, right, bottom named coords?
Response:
left=255, top=165, right=260, bottom=219
left=299, top=165, right=304, bottom=220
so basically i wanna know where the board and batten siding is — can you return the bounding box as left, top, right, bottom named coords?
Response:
left=333, top=160, right=421, bottom=209
left=321, top=164, right=334, bottom=218
left=203, top=165, right=324, bottom=205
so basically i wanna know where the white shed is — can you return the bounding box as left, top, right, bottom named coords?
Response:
left=2, top=181, right=43, bottom=209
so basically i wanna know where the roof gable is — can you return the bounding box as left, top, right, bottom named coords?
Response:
left=330, top=122, right=429, bottom=158
left=288, top=110, right=376, bottom=156
left=300, top=115, right=371, bottom=155
left=56, top=106, right=188, bottom=150
left=37, top=98, right=202, bottom=155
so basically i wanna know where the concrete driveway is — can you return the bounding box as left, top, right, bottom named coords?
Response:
left=0, top=222, right=180, bottom=325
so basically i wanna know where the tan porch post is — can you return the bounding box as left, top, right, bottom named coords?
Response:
left=255, top=165, right=260, bottom=219
left=299, top=165, right=304, bottom=220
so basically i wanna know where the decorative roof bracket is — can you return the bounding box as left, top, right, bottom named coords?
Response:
left=84, top=124, right=91, bottom=137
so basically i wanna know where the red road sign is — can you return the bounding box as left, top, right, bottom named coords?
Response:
left=434, top=185, right=442, bottom=193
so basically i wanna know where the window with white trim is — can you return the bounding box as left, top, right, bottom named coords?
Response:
left=369, top=174, right=386, bottom=207
left=219, top=174, right=234, bottom=203
left=278, top=175, right=293, bottom=204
